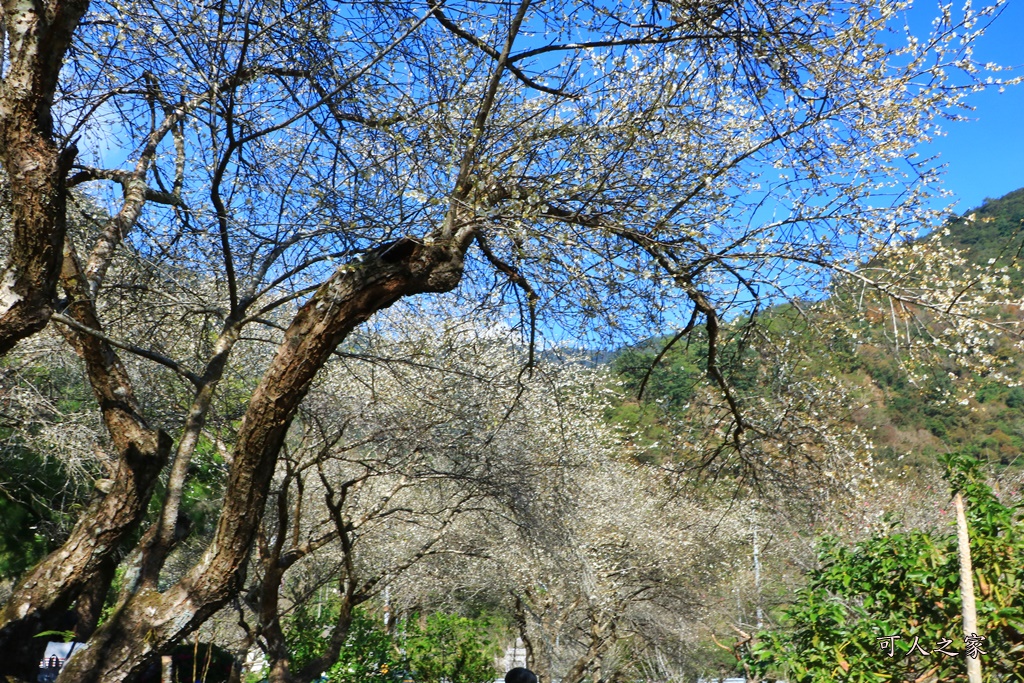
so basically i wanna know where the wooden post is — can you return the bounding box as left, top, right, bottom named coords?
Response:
left=161, top=654, right=174, bottom=683
left=954, top=492, right=982, bottom=683
left=753, top=526, right=763, bottom=629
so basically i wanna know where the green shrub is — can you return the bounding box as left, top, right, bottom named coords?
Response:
left=745, top=453, right=1024, bottom=682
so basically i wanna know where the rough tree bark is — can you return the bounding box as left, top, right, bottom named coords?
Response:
left=0, top=0, right=89, bottom=355
left=1, top=42, right=224, bottom=670
left=0, top=240, right=172, bottom=679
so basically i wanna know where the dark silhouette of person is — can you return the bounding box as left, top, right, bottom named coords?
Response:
left=505, top=667, right=539, bottom=683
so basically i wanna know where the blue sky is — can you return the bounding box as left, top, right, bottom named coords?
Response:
left=916, top=0, right=1024, bottom=212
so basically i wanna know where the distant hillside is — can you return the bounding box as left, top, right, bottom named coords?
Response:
left=857, top=188, right=1024, bottom=465
left=609, top=187, right=1024, bottom=476
left=941, top=187, right=1024, bottom=273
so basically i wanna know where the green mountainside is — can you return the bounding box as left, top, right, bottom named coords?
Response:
left=610, top=187, right=1024, bottom=477
left=942, top=187, right=1024, bottom=274
left=839, top=189, right=1024, bottom=468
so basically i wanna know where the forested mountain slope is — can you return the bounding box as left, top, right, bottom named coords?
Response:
left=610, top=187, right=1024, bottom=480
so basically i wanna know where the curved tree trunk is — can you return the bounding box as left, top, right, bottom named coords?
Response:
left=0, top=0, right=95, bottom=664
left=56, top=238, right=465, bottom=683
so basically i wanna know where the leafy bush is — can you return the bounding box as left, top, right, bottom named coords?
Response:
left=404, top=612, right=503, bottom=683
left=284, top=602, right=502, bottom=683
left=745, top=453, right=1024, bottom=682
left=1006, top=387, right=1024, bottom=410
left=285, top=604, right=407, bottom=683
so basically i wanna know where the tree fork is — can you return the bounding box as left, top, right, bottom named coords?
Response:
left=56, top=238, right=465, bottom=683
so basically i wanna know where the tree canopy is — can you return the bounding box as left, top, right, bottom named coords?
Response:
left=0, top=0, right=1018, bottom=680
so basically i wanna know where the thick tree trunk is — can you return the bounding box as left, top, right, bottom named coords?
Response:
left=0, top=424, right=170, bottom=662
left=0, top=0, right=89, bottom=355
left=0, top=0, right=103, bottom=657
left=0, top=243, right=172, bottom=665
left=57, top=238, right=465, bottom=683
left=74, top=555, right=119, bottom=640
left=266, top=660, right=293, bottom=683
left=0, top=131, right=68, bottom=355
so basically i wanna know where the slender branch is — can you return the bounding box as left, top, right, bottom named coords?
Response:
left=426, top=0, right=573, bottom=97
left=475, top=230, right=539, bottom=372
left=509, top=28, right=780, bottom=63
left=80, top=67, right=257, bottom=296
left=50, top=312, right=202, bottom=386
left=68, top=167, right=185, bottom=207
left=636, top=307, right=699, bottom=401
left=535, top=202, right=750, bottom=442
left=230, top=5, right=438, bottom=148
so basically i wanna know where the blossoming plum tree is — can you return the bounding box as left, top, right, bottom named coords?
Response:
left=0, top=0, right=1018, bottom=680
